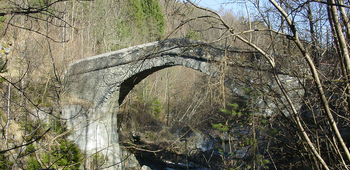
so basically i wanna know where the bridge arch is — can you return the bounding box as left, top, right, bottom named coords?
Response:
left=62, top=38, right=301, bottom=169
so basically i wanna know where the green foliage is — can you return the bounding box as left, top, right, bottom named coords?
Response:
left=0, top=16, right=6, bottom=34
left=256, top=154, right=270, bottom=169
left=25, top=144, right=41, bottom=170
left=228, top=102, right=239, bottom=109
left=21, top=120, right=82, bottom=170
left=51, top=119, right=67, bottom=134
left=219, top=108, right=229, bottom=114
left=52, top=139, right=83, bottom=170
left=142, top=0, right=165, bottom=39
left=0, top=16, right=6, bottom=23
left=21, top=120, right=45, bottom=141
left=244, top=137, right=257, bottom=146
left=243, top=87, right=252, bottom=95
left=152, top=97, right=162, bottom=118
left=26, top=143, right=37, bottom=153
left=28, top=0, right=51, bottom=8
left=221, top=103, right=243, bottom=116
left=27, top=139, right=83, bottom=170
left=233, top=110, right=242, bottom=116
left=27, top=156, right=41, bottom=170
left=212, top=123, right=229, bottom=132
left=129, top=0, right=145, bottom=28
left=129, top=0, right=165, bottom=40
left=269, top=128, right=278, bottom=135
left=214, top=103, right=248, bottom=132
left=224, top=102, right=245, bottom=117
left=185, top=30, right=201, bottom=40
left=0, top=153, right=14, bottom=169
left=111, top=20, right=133, bottom=50
left=262, top=158, right=270, bottom=164
left=90, top=153, right=105, bottom=169
left=214, top=100, right=274, bottom=168
left=26, top=81, right=53, bottom=107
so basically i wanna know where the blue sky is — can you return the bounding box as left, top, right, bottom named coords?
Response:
left=192, top=0, right=247, bottom=16
left=196, top=0, right=224, bottom=9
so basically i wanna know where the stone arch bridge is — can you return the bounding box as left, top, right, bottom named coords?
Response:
left=62, top=38, right=302, bottom=169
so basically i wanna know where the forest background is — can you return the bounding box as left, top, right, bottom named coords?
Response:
left=1, top=0, right=350, bottom=169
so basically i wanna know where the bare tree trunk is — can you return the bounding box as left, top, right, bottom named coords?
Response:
left=271, top=0, right=350, bottom=165
left=338, top=0, right=350, bottom=40
left=328, top=0, right=350, bottom=78
left=244, top=0, right=252, bottom=42
left=336, top=0, right=350, bottom=113
left=166, top=69, right=170, bottom=126
left=327, top=5, right=346, bottom=78
left=306, top=1, right=319, bottom=67
left=5, top=55, right=10, bottom=145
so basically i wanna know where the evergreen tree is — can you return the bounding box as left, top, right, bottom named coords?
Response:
left=129, top=0, right=165, bottom=40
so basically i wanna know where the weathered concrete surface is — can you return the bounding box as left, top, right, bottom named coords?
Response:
left=62, top=38, right=304, bottom=169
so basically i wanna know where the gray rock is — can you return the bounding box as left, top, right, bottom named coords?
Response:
left=141, top=165, right=152, bottom=170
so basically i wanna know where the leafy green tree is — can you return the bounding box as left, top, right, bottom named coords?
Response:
left=129, top=0, right=165, bottom=40
left=0, top=153, right=13, bottom=169
left=25, top=139, right=83, bottom=170
left=152, top=97, right=162, bottom=118
left=52, top=139, right=83, bottom=170
left=141, top=0, right=165, bottom=38
left=25, top=144, right=42, bottom=170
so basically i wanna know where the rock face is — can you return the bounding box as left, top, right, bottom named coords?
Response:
left=62, top=38, right=304, bottom=169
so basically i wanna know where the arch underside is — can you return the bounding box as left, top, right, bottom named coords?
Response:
left=118, top=58, right=219, bottom=105
left=119, top=65, right=172, bottom=105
